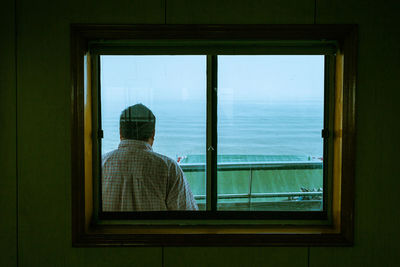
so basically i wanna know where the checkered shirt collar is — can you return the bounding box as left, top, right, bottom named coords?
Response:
left=118, top=139, right=153, bottom=152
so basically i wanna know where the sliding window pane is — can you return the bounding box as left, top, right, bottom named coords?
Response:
left=101, top=56, right=206, bottom=211
left=217, top=55, right=324, bottom=211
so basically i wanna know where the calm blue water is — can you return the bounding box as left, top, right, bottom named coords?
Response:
left=101, top=100, right=324, bottom=160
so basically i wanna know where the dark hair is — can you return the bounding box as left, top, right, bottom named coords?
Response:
left=119, top=104, right=156, bottom=141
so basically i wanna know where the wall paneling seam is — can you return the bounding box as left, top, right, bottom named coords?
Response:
left=164, top=0, right=167, bottom=24
left=314, top=0, right=317, bottom=24
left=162, top=247, right=165, bottom=267
left=14, top=0, right=19, bottom=265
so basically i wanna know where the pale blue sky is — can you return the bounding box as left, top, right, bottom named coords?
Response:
left=100, top=55, right=324, bottom=114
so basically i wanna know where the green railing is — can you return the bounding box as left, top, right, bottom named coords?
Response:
left=193, top=191, right=323, bottom=200
left=181, top=161, right=323, bottom=211
left=181, top=161, right=322, bottom=171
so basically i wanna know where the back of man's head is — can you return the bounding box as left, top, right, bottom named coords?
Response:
left=120, top=104, right=156, bottom=141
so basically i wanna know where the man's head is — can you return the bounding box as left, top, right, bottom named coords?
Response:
left=119, top=104, right=156, bottom=144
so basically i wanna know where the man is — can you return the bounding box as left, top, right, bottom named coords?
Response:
left=102, top=104, right=198, bottom=211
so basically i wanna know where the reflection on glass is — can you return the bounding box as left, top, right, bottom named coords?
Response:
left=101, top=56, right=206, bottom=211
left=217, top=56, right=324, bottom=211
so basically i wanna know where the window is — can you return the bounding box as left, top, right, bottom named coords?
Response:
left=71, top=25, right=357, bottom=246
left=98, top=55, right=325, bottom=215
left=100, top=55, right=207, bottom=211
left=216, top=55, right=325, bottom=212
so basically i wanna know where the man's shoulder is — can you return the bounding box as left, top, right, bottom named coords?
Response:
left=149, top=151, right=179, bottom=168
left=102, top=149, right=118, bottom=165
left=155, top=153, right=186, bottom=178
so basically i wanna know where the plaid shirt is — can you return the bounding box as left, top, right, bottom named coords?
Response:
left=102, top=140, right=198, bottom=211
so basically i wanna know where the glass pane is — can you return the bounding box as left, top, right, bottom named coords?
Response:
left=217, top=55, right=324, bottom=211
left=101, top=55, right=206, bottom=211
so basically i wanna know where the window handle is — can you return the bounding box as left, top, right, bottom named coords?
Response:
left=98, top=130, right=104, bottom=139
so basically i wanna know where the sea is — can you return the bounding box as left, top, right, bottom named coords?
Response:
left=101, top=100, right=324, bottom=161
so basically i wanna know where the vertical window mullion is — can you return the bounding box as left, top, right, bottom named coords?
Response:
left=206, top=55, right=218, bottom=211
left=90, top=53, right=102, bottom=218
left=96, top=55, right=103, bottom=215
left=323, top=54, right=336, bottom=218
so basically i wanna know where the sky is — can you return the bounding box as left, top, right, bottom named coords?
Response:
left=100, top=55, right=325, bottom=115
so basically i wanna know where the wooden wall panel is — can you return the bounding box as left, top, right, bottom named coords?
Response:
left=0, top=0, right=17, bottom=266
left=167, top=0, right=315, bottom=24
left=165, top=247, right=308, bottom=267
left=310, top=0, right=400, bottom=266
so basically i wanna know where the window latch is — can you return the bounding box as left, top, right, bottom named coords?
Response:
left=98, top=130, right=104, bottom=139
left=321, top=129, right=329, bottom=138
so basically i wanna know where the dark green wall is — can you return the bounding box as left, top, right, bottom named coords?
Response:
left=0, top=0, right=17, bottom=266
left=1, top=0, right=399, bottom=266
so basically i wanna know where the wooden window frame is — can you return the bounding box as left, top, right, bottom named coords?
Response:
left=71, top=24, right=357, bottom=246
